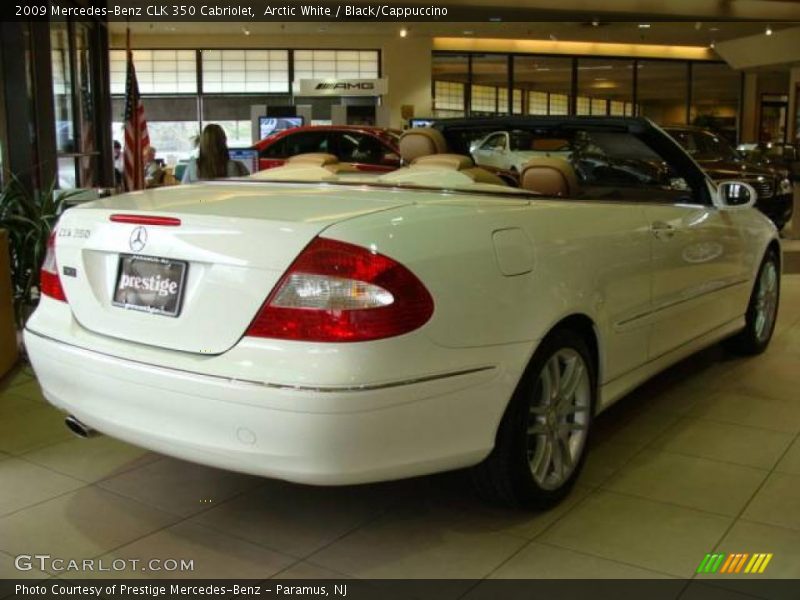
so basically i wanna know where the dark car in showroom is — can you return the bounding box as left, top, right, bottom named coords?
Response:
left=664, top=125, right=794, bottom=230
left=252, top=125, right=402, bottom=173
left=737, top=141, right=800, bottom=182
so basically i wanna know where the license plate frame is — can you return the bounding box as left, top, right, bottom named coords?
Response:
left=112, top=254, right=188, bottom=318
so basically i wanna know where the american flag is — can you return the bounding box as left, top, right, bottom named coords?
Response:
left=123, top=44, right=150, bottom=191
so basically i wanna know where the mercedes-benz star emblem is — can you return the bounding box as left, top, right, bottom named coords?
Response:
left=129, top=226, right=148, bottom=253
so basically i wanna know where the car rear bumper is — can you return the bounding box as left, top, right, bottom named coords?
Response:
left=24, top=328, right=515, bottom=485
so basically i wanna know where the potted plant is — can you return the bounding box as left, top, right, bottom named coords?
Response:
left=0, top=178, right=75, bottom=328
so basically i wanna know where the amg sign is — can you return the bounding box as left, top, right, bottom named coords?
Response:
left=315, top=82, right=374, bottom=91
left=297, top=78, right=388, bottom=97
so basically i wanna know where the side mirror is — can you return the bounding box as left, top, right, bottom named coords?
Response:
left=714, top=181, right=757, bottom=210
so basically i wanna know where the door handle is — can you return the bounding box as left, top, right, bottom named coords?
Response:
left=650, top=221, right=676, bottom=240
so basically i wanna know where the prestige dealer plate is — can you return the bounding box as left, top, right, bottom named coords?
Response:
left=113, top=254, right=187, bottom=317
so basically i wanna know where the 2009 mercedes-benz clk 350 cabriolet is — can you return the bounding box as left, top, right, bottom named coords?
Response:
left=25, top=118, right=781, bottom=509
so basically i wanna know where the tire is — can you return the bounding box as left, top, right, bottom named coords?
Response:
left=725, top=248, right=780, bottom=356
left=472, top=328, right=596, bottom=509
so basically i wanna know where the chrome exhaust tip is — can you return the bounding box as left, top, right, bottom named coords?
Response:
left=65, top=415, right=98, bottom=439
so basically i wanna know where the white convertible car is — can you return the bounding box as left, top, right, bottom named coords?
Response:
left=25, top=118, right=780, bottom=509
left=471, top=129, right=572, bottom=174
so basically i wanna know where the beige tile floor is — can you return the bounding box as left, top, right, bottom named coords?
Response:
left=1, top=276, right=799, bottom=584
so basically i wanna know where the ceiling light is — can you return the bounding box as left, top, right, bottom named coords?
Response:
left=399, top=27, right=408, bottom=38
left=591, top=19, right=600, bottom=27
left=462, top=30, right=474, bottom=36
left=242, top=27, right=250, bottom=36
left=709, top=27, right=719, bottom=32
left=709, top=41, right=716, bottom=49
left=638, top=23, right=651, bottom=29
left=765, top=25, right=773, bottom=35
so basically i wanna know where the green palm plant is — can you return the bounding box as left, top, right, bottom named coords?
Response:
left=0, top=177, right=76, bottom=327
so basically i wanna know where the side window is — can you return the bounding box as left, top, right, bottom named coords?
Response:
left=481, top=134, right=504, bottom=151
left=337, top=133, right=399, bottom=166
left=280, top=131, right=330, bottom=157
left=260, top=137, right=286, bottom=159
left=572, top=130, right=696, bottom=203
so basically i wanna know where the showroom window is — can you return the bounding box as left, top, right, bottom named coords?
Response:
left=528, top=91, right=548, bottom=115
left=691, top=62, right=741, bottom=144
left=293, top=50, right=379, bottom=80
left=112, top=96, right=200, bottom=165
left=432, top=53, right=468, bottom=117
left=549, top=93, right=569, bottom=115
left=638, top=60, right=689, bottom=125
left=472, top=54, right=508, bottom=114
left=497, top=87, right=508, bottom=113
left=202, top=49, right=289, bottom=93
left=433, top=52, right=741, bottom=139
left=577, top=58, right=633, bottom=118
left=109, top=49, right=197, bottom=94
left=52, top=21, right=101, bottom=189
left=513, top=55, right=573, bottom=117
left=512, top=89, right=523, bottom=114
left=471, top=84, right=498, bottom=114
left=433, top=80, right=466, bottom=115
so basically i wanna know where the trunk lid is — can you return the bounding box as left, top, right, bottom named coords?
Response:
left=55, top=182, right=411, bottom=354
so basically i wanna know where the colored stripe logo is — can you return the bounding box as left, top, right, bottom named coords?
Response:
left=697, top=553, right=773, bottom=574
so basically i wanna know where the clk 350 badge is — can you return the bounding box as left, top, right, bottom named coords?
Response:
left=57, top=228, right=90, bottom=239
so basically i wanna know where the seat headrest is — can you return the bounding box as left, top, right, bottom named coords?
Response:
left=412, top=153, right=474, bottom=170
left=520, top=158, right=579, bottom=197
left=398, top=128, right=448, bottom=162
left=286, top=153, right=339, bottom=167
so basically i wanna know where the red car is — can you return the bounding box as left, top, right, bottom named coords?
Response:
left=252, top=125, right=403, bottom=172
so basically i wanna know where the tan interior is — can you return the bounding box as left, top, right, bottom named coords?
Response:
left=398, top=128, right=448, bottom=162
left=412, top=154, right=507, bottom=186
left=285, top=153, right=358, bottom=174
left=520, top=157, right=581, bottom=197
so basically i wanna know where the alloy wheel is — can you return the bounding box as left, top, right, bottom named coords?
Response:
left=754, top=260, right=779, bottom=343
left=526, top=348, right=591, bottom=490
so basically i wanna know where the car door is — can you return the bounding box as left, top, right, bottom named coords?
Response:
left=644, top=196, right=750, bottom=358
left=333, top=131, right=400, bottom=172
left=574, top=127, right=749, bottom=360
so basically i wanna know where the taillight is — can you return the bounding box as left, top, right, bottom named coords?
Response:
left=40, top=230, right=67, bottom=302
left=246, top=237, right=434, bottom=342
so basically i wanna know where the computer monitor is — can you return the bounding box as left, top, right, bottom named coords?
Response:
left=258, top=116, right=304, bottom=140
left=409, top=118, right=436, bottom=128
left=229, top=148, right=259, bottom=175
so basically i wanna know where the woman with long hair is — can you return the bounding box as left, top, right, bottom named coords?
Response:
left=182, top=124, right=249, bottom=183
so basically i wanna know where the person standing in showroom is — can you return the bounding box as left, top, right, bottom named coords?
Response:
left=181, top=123, right=249, bottom=183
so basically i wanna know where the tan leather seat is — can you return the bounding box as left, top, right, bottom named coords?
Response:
left=520, top=157, right=580, bottom=197
left=412, top=154, right=507, bottom=186
left=412, top=154, right=473, bottom=170
left=398, top=128, right=448, bottom=162
left=285, top=153, right=358, bottom=173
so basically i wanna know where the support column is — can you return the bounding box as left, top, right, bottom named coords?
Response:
left=740, top=72, right=759, bottom=144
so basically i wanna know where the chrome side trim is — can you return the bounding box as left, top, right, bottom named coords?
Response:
left=24, top=328, right=496, bottom=393
left=614, top=278, right=750, bottom=331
